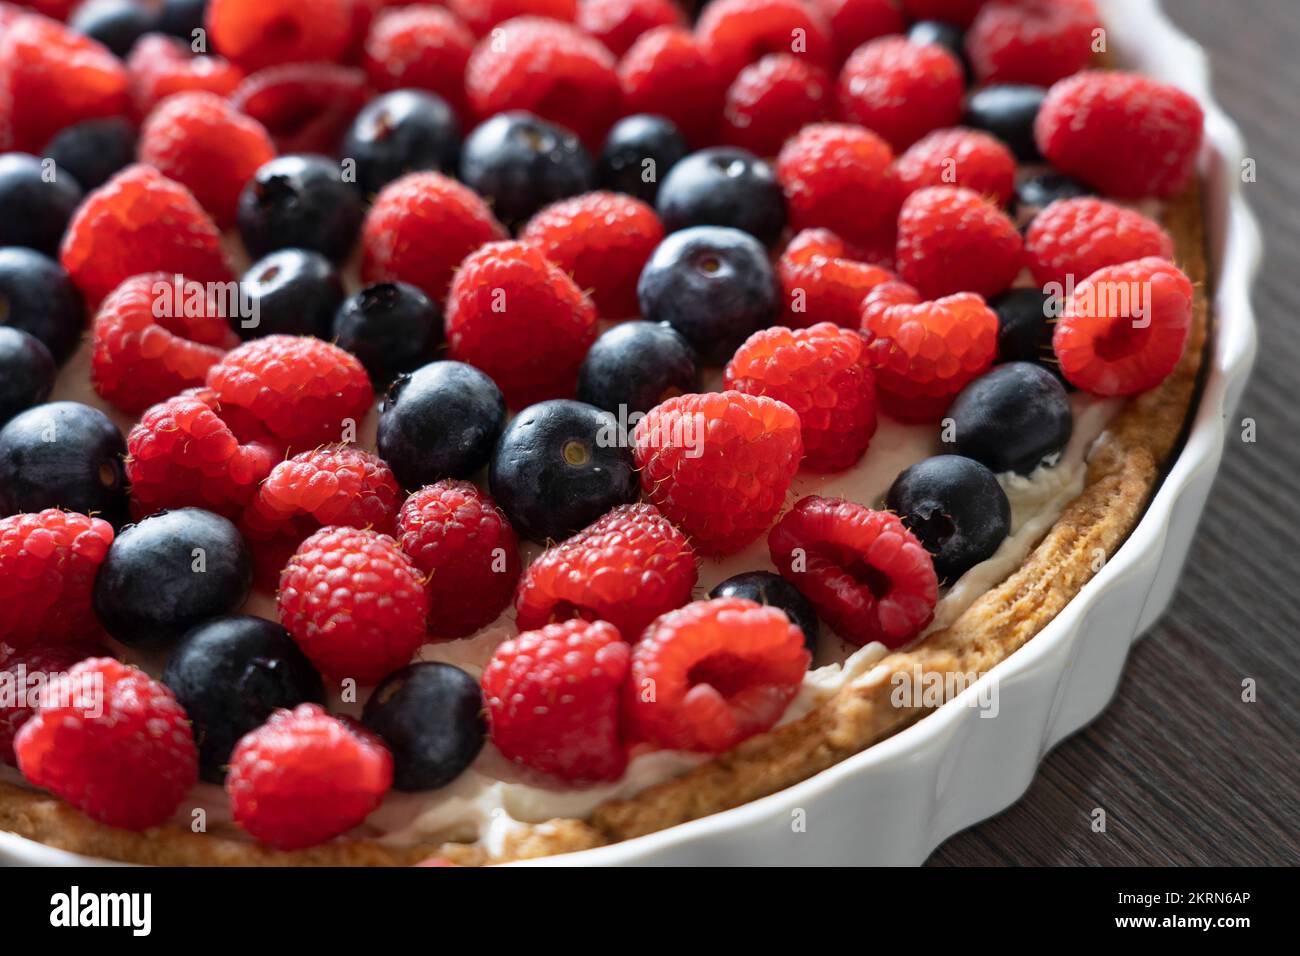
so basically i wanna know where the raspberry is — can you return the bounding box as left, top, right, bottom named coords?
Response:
left=895, top=185, right=1023, bottom=300
left=446, top=241, right=598, bottom=408
left=720, top=54, right=833, bottom=158
left=577, top=0, right=682, bottom=57
left=895, top=127, right=1017, bottom=208
left=837, top=36, right=964, bottom=151
left=697, top=0, right=833, bottom=86
left=91, top=273, right=238, bottom=415
left=59, top=164, right=232, bottom=307
left=966, top=0, right=1099, bottom=87
left=226, top=703, right=393, bottom=849
left=1025, top=198, right=1176, bottom=289
left=901, top=0, right=986, bottom=27
left=482, top=618, right=629, bottom=782
left=776, top=123, right=900, bottom=247
left=207, top=0, right=353, bottom=72
left=634, top=391, right=803, bottom=556
left=0, top=510, right=113, bottom=650
left=617, top=26, right=725, bottom=148
left=625, top=597, right=809, bottom=752
left=205, top=335, right=373, bottom=451
left=465, top=17, right=622, bottom=149
left=1035, top=70, right=1205, bottom=200
left=1, top=641, right=103, bottom=765
left=448, top=0, right=578, bottom=37
left=278, top=527, right=431, bottom=684
left=1053, top=257, right=1193, bottom=396
left=126, top=34, right=245, bottom=119
left=519, top=191, right=664, bottom=321
left=515, top=503, right=697, bottom=638
left=777, top=228, right=896, bottom=329
left=14, top=658, right=198, bottom=830
left=815, top=0, right=906, bottom=66
left=769, top=496, right=938, bottom=647
left=230, top=63, right=371, bottom=155
left=362, top=5, right=475, bottom=118
left=361, top=171, right=506, bottom=302
left=138, top=91, right=276, bottom=229
left=859, top=280, right=998, bottom=422
left=725, top=322, right=878, bottom=472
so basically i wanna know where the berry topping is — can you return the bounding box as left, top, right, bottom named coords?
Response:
left=655, top=147, right=787, bottom=248
left=70, top=0, right=158, bottom=58
left=125, top=34, right=245, bottom=119
left=448, top=0, right=578, bottom=37
left=696, top=0, right=833, bottom=86
left=965, top=0, right=1100, bottom=88
left=817, top=0, right=907, bottom=66
left=1, top=641, right=104, bottom=765
left=961, top=83, right=1046, bottom=163
left=708, top=571, right=820, bottom=655
left=577, top=0, right=683, bottom=57
left=207, top=0, right=352, bottom=72
left=228, top=62, right=370, bottom=155
left=948, top=361, right=1073, bottom=474
left=0, top=153, right=83, bottom=258
left=333, top=282, right=444, bottom=390
left=45, top=118, right=138, bottom=192
left=1014, top=170, right=1092, bottom=220
left=901, top=0, right=987, bottom=28
left=362, top=6, right=474, bottom=117
left=342, top=90, right=463, bottom=198
left=577, top=321, right=700, bottom=416
left=0, top=328, right=54, bottom=425
left=991, top=288, right=1066, bottom=381
left=720, top=54, right=833, bottom=158
left=895, top=127, right=1017, bottom=207
left=907, top=20, right=971, bottom=78
left=598, top=113, right=688, bottom=205
left=0, top=248, right=85, bottom=365
left=837, top=36, right=964, bottom=151
left=237, top=155, right=366, bottom=265
left=237, top=249, right=345, bottom=341
left=777, top=228, right=896, bottom=330
left=618, top=26, right=725, bottom=148
left=895, top=185, right=1023, bottom=301
left=1025, top=197, right=1175, bottom=288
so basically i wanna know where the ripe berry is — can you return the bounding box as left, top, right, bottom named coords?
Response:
left=341, top=90, right=463, bottom=198
left=333, top=282, right=443, bottom=389
left=908, top=20, right=971, bottom=80
left=577, top=321, right=700, bottom=416
left=901, top=0, right=986, bottom=27
left=158, top=0, right=207, bottom=39
left=1014, top=171, right=1092, bottom=222
left=656, top=147, right=787, bottom=247
left=448, top=0, right=578, bottom=36
left=948, top=361, right=1074, bottom=474
left=777, top=228, right=896, bottom=330
left=577, top=0, right=683, bottom=57
left=708, top=571, right=819, bottom=655
left=125, top=33, right=245, bottom=119
left=966, top=0, right=1100, bottom=88
left=1, top=641, right=104, bottom=765
left=207, top=0, right=352, bottom=72
left=895, top=127, right=1017, bottom=207
left=44, top=118, right=138, bottom=192
left=817, top=0, right=907, bottom=67
left=70, top=0, right=159, bottom=58
left=598, top=114, right=687, bottom=205
left=238, top=155, right=366, bottom=265
left=1025, top=198, right=1175, bottom=289
left=237, top=249, right=344, bottom=341
left=696, top=0, right=833, bottom=85
left=362, top=6, right=474, bottom=116
left=962, top=83, right=1047, bottom=162
left=992, top=288, right=1066, bottom=381
left=896, top=186, right=1023, bottom=300
left=0, top=328, right=54, bottom=424
left=0, top=153, right=83, bottom=257
left=618, top=26, right=725, bottom=149
left=229, top=62, right=370, bottom=155
left=720, top=54, right=833, bottom=158
left=838, top=37, right=964, bottom=151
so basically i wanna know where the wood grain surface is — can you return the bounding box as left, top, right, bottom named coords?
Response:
left=928, top=0, right=1300, bottom=866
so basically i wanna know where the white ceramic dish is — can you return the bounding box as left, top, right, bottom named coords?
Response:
left=0, top=0, right=1260, bottom=867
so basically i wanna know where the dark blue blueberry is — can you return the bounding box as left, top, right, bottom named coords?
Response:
left=157, top=0, right=208, bottom=41
left=709, top=571, right=820, bottom=656
left=908, top=20, right=970, bottom=81
left=489, top=399, right=638, bottom=543
left=343, top=90, right=462, bottom=197
left=236, top=248, right=344, bottom=340
left=655, top=147, right=786, bottom=247
left=1015, top=171, right=1094, bottom=221
left=46, top=118, right=138, bottom=191
left=637, top=226, right=779, bottom=365
left=0, top=401, right=127, bottom=524
left=237, top=155, right=366, bottom=264
left=577, top=321, right=699, bottom=415
left=361, top=662, right=486, bottom=791
left=459, top=111, right=594, bottom=228
left=948, top=362, right=1073, bottom=475
left=378, top=361, right=506, bottom=489
left=0, top=248, right=85, bottom=364
left=992, top=288, right=1071, bottom=386
left=598, top=114, right=688, bottom=204
left=886, top=455, right=1011, bottom=584
left=70, top=0, right=158, bottom=57
left=0, top=328, right=55, bottom=425
left=334, top=282, right=443, bottom=389
left=963, top=84, right=1048, bottom=163
left=162, top=615, right=325, bottom=782
left=93, top=508, right=253, bottom=649
left=0, top=153, right=83, bottom=257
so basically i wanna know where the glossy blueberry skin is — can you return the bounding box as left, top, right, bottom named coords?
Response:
left=0, top=328, right=55, bottom=425
left=908, top=20, right=970, bottom=81
left=237, top=248, right=344, bottom=341
left=378, top=361, right=506, bottom=489
left=949, top=362, right=1074, bottom=476
left=459, top=112, right=595, bottom=228
left=0, top=402, right=128, bottom=525
left=709, top=571, right=820, bottom=656
left=655, top=147, right=786, bottom=247
left=70, top=0, right=158, bottom=57
left=1015, top=171, right=1094, bottom=221
left=361, top=662, right=486, bottom=791
left=963, top=84, right=1048, bottom=163
left=237, top=155, right=366, bottom=264
left=334, top=282, right=443, bottom=389
left=489, top=399, right=639, bottom=543
left=992, top=288, right=1070, bottom=385
left=162, top=615, right=325, bottom=782
left=637, top=226, right=780, bottom=365
left=0, top=248, right=85, bottom=364
left=93, top=508, right=254, bottom=650
left=886, top=455, right=1011, bottom=584
left=46, top=119, right=138, bottom=192
left=157, top=0, right=209, bottom=41
left=577, top=321, right=699, bottom=416
left=343, top=90, right=462, bottom=197
left=0, top=153, right=83, bottom=257
left=598, top=114, right=688, bottom=204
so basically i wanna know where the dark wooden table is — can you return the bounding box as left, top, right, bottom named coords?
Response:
left=928, top=0, right=1300, bottom=866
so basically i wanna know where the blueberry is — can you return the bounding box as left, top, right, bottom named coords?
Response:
left=94, top=508, right=253, bottom=649
left=1015, top=171, right=1093, bottom=221
left=655, top=147, right=786, bottom=247
left=0, top=248, right=85, bottom=364
left=908, top=20, right=970, bottom=81
left=162, top=615, right=325, bottom=782
left=577, top=321, right=699, bottom=415
left=70, top=0, right=158, bottom=57
left=709, top=571, right=820, bottom=656
left=334, top=282, right=443, bottom=389
left=948, top=362, right=1073, bottom=475
left=992, top=288, right=1071, bottom=386
left=343, top=90, right=462, bottom=198
left=0, top=153, right=83, bottom=257
left=963, top=84, right=1048, bottom=163
left=0, top=328, right=55, bottom=425
left=489, top=399, right=638, bottom=542
left=598, top=114, right=688, bottom=204
left=378, top=361, right=506, bottom=488
left=459, top=112, right=595, bottom=228
left=237, top=248, right=344, bottom=341
left=886, top=455, right=1011, bottom=584
left=46, top=119, right=138, bottom=191
left=361, top=662, right=486, bottom=791
left=0, top=401, right=128, bottom=524
left=237, top=155, right=366, bottom=264
left=637, top=226, right=779, bottom=365
left=157, top=0, right=208, bottom=41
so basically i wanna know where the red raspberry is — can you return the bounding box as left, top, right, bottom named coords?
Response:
left=1053, top=257, right=1193, bottom=396
left=207, top=0, right=353, bottom=72
left=226, top=703, right=393, bottom=850
left=0, top=510, right=113, bottom=650
left=859, top=280, right=998, bottom=422
left=279, top=526, right=431, bottom=684
left=895, top=185, right=1023, bottom=300
left=515, top=503, right=697, bottom=638
left=6, top=1, right=77, bottom=20
left=895, top=127, right=1017, bottom=208
left=397, top=480, right=522, bottom=639
left=448, top=0, right=578, bottom=37
left=205, top=335, right=374, bottom=451
left=776, top=123, right=899, bottom=247
left=361, top=171, right=506, bottom=302
left=126, top=34, right=245, bottom=119
left=445, top=240, right=598, bottom=408
left=900, top=0, right=986, bottom=27
left=1, top=641, right=103, bottom=765
left=769, top=496, right=938, bottom=647
left=725, top=322, right=878, bottom=472
left=966, top=0, right=1099, bottom=87
left=1035, top=71, right=1205, bottom=200
left=519, top=191, right=664, bottom=321
left=777, top=228, right=896, bottom=329
left=633, top=391, right=803, bottom=556
left=577, top=0, right=683, bottom=57
left=14, top=658, right=199, bottom=830
left=482, top=618, right=629, bottom=782
left=618, top=26, right=724, bottom=148
left=838, top=36, right=964, bottom=151
left=815, top=0, right=906, bottom=66
left=1025, top=198, right=1175, bottom=289
left=625, top=597, right=809, bottom=752
left=91, top=273, right=238, bottom=415
left=59, top=164, right=232, bottom=307
left=720, top=54, right=833, bottom=158
left=465, top=17, right=621, bottom=149
left=697, top=0, right=833, bottom=86
left=229, top=63, right=372, bottom=155
left=362, top=5, right=475, bottom=118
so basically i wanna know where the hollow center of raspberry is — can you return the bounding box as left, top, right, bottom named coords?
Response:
left=265, top=15, right=301, bottom=47
left=562, top=440, right=591, bottom=467
left=548, top=601, right=598, bottom=625
left=1094, top=317, right=1150, bottom=362
left=844, top=558, right=893, bottom=600
left=687, top=652, right=763, bottom=699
